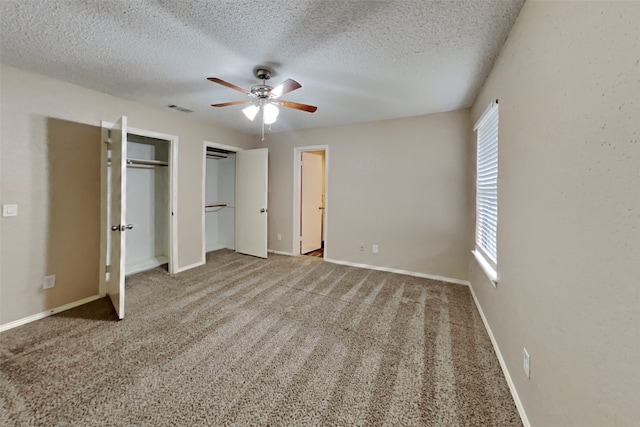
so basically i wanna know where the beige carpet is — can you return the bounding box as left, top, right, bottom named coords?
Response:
left=0, top=250, right=521, bottom=426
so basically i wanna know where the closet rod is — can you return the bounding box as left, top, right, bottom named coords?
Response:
left=205, top=203, right=227, bottom=208
left=206, top=154, right=228, bottom=159
left=127, top=159, right=169, bottom=167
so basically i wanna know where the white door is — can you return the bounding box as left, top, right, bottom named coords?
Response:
left=236, top=148, right=268, bottom=258
left=106, top=117, right=128, bottom=319
left=300, top=152, right=324, bottom=254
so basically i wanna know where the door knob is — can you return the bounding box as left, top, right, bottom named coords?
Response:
left=260, top=208, right=267, bottom=213
left=111, top=224, right=134, bottom=231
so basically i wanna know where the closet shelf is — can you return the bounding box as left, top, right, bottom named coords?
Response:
left=127, top=158, right=169, bottom=167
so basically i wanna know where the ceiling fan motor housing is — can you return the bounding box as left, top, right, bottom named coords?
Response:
left=251, top=85, right=273, bottom=98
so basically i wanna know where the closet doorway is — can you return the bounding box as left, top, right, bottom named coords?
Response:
left=125, top=133, right=174, bottom=275
left=100, top=117, right=177, bottom=319
left=203, top=142, right=237, bottom=254
left=293, top=146, right=328, bottom=258
left=202, top=142, right=269, bottom=260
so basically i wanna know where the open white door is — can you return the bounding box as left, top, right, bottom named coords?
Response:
left=300, top=152, right=323, bottom=254
left=236, top=148, right=268, bottom=258
left=106, top=117, right=127, bottom=319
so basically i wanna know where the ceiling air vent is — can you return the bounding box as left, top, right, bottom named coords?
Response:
left=168, top=104, right=193, bottom=113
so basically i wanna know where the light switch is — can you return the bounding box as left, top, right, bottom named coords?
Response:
left=2, top=204, right=18, bottom=217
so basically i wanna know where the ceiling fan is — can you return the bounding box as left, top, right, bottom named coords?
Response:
left=208, top=68, right=317, bottom=140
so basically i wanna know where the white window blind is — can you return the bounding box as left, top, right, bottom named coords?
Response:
left=474, top=100, right=499, bottom=275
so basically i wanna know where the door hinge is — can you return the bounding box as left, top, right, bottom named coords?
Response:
left=105, top=265, right=110, bottom=273
left=299, top=236, right=303, bottom=242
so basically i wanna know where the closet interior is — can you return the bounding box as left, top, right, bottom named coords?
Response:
left=125, top=134, right=170, bottom=275
left=205, top=147, right=236, bottom=253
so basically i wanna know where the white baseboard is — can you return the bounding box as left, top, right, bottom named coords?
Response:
left=323, top=258, right=470, bottom=286
left=174, top=259, right=205, bottom=273
left=467, top=283, right=531, bottom=427
left=268, top=249, right=295, bottom=256
left=0, top=294, right=105, bottom=333
left=125, top=256, right=168, bottom=276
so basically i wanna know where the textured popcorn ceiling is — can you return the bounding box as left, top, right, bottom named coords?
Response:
left=0, top=0, right=524, bottom=134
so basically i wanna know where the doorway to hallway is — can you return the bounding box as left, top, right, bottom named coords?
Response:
left=293, top=146, right=328, bottom=259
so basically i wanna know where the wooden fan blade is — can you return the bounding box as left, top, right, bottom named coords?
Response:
left=277, top=100, right=318, bottom=113
left=211, top=100, right=252, bottom=107
left=270, top=79, right=302, bottom=98
left=207, top=77, right=250, bottom=95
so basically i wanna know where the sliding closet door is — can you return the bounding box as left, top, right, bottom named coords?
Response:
left=236, top=148, right=268, bottom=258
left=105, top=116, right=128, bottom=319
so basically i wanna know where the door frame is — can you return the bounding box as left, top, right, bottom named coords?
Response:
left=292, top=145, right=329, bottom=258
left=99, top=122, right=179, bottom=296
left=201, top=141, right=243, bottom=263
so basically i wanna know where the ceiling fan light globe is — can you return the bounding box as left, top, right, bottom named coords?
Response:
left=263, top=103, right=279, bottom=124
left=242, top=104, right=259, bottom=121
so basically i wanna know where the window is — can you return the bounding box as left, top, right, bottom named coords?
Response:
left=473, top=100, right=499, bottom=283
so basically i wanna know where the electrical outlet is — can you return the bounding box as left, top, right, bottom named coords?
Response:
left=523, top=348, right=531, bottom=379
left=359, top=244, right=365, bottom=252
left=277, top=234, right=282, bottom=241
left=2, top=204, right=18, bottom=217
left=372, top=244, right=378, bottom=253
left=42, top=275, right=56, bottom=290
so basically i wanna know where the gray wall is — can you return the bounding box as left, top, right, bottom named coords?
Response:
left=470, top=1, right=640, bottom=425
left=264, top=110, right=473, bottom=282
